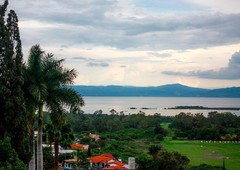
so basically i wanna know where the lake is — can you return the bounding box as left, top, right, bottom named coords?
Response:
left=81, top=97, right=240, bottom=116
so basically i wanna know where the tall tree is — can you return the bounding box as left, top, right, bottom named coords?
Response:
left=25, top=44, right=84, bottom=170
left=23, top=58, right=38, bottom=170
left=0, top=0, right=31, bottom=165
left=45, top=64, right=84, bottom=170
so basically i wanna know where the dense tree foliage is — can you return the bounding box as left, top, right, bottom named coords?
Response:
left=67, top=111, right=237, bottom=169
left=68, top=111, right=171, bottom=135
left=170, top=112, right=240, bottom=141
left=0, top=137, right=27, bottom=170
left=0, top=0, right=30, bottom=165
left=67, top=112, right=173, bottom=163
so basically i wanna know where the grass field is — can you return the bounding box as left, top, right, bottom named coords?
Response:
left=162, top=140, right=240, bottom=170
left=159, top=122, right=240, bottom=169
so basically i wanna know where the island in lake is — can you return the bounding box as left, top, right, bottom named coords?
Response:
left=166, top=106, right=240, bottom=110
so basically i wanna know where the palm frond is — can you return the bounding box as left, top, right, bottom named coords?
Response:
left=45, top=86, right=84, bottom=112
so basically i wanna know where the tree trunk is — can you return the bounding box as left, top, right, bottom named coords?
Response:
left=37, top=104, right=43, bottom=170
left=29, top=119, right=35, bottom=170
left=54, top=139, right=59, bottom=170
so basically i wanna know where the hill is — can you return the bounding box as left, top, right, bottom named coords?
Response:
left=71, top=84, right=240, bottom=97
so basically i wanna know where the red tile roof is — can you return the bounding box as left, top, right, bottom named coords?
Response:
left=89, top=155, right=114, bottom=164
left=71, top=143, right=84, bottom=149
left=71, top=143, right=89, bottom=151
left=89, top=154, right=128, bottom=170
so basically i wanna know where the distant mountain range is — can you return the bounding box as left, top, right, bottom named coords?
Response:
left=71, top=84, right=240, bottom=97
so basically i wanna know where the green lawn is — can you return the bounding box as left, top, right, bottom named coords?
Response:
left=162, top=140, right=240, bottom=170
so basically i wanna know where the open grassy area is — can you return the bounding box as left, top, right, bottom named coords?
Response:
left=160, top=122, right=240, bottom=169
left=162, top=140, right=240, bottom=170
left=121, top=138, right=240, bottom=169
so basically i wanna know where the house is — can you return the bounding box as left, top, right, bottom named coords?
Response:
left=71, top=143, right=89, bottom=151
left=63, top=153, right=133, bottom=170
left=89, top=133, right=100, bottom=141
left=89, top=153, right=128, bottom=170
left=63, top=158, right=77, bottom=170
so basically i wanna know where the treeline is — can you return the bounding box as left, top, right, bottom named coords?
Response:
left=170, top=111, right=240, bottom=141
left=68, top=111, right=171, bottom=139
left=67, top=110, right=240, bottom=142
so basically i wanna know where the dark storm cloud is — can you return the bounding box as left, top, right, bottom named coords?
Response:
left=162, top=51, right=240, bottom=79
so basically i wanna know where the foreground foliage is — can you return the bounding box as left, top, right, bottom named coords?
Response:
left=0, top=138, right=27, bottom=170
left=0, top=0, right=31, bottom=165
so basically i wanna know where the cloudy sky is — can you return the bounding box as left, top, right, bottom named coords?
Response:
left=6, top=0, right=240, bottom=88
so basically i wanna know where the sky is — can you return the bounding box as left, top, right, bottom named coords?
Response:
left=5, top=0, right=240, bottom=88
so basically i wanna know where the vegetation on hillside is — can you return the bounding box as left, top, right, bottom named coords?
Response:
left=66, top=111, right=240, bottom=169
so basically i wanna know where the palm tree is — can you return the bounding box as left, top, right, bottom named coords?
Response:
left=23, top=63, right=38, bottom=170
left=25, top=44, right=84, bottom=170
left=25, top=45, right=45, bottom=170
left=42, top=52, right=84, bottom=170
left=45, top=111, right=75, bottom=170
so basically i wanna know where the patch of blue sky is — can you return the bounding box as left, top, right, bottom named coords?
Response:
left=132, top=0, right=205, bottom=14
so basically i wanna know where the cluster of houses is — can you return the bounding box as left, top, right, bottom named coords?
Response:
left=64, top=153, right=132, bottom=170
left=60, top=133, right=135, bottom=170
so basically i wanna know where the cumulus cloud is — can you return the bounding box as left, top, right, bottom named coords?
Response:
left=162, top=51, right=240, bottom=79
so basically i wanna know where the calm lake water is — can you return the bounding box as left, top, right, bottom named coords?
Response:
left=81, top=97, right=240, bottom=116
